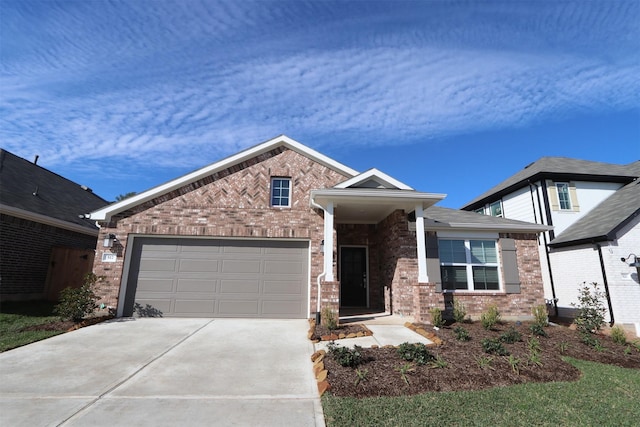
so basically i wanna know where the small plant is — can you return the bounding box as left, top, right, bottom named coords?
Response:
left=397, top=342, right=435, bottom=365
left=354, top=368, right=368, bottom=386
left=580, top=333, right=605, bottom=351
left=327, top=343, right=363, bottom=367
left=527, top=337, right=543, bottom=367
left=528, top=351, right=543, bottom=367
left=429, top=307, right=445, bottom=328
left=529, top=323, right=548, bottom=337
left=558, top=341, right=570, bottom=354
left=610, top=325, right=627, bottom=345
left=506, top=355, right=521, bottom=375
left=452, top=300, right=467, bottom=323
left=572, top=282, right=606, bottom=335
left=482, top=338, right=509, bottom=356
left=428, top=355, right=448, bottom=369
left=633, top=340, right=640, bottom=352
left=499, top=327, right=522, bottom=344
left=531, top=304, right=548, bottom=327
left=476, top=355, right=495, bottom=370
left=396, top=363, right=415, bottom=385
left=624, top=346, right=632, bottom=355
left=54, top=273, right=103, bottom=322
left=480, top=304, right=501, bottom=330
left=321, top=307, right=338, bottom=331
left=453, top=325, right=471, bottom=341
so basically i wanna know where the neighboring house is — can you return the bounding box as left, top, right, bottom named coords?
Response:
left=88, top=135, right=550, bottom=322
left=462, top=157, right=640, bottom=335
left=0, top=149, right=108, bottom=301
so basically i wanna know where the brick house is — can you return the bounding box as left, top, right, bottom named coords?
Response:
left=0, top=149, right=108, bottom=301
left=88, top=136, right=549, bottom=322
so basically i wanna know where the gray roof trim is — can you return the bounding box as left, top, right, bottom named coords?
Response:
left=462, top=157, right=639, bottom=210
left=0, top=204, right=99, bottom=236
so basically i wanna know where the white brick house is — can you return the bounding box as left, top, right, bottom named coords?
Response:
left=462, top=157, right=640, bottom=335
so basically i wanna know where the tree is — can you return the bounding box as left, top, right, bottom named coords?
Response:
left=115, top=192, right=137, bottom=202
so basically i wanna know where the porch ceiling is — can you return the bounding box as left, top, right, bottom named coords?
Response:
left=311, top=188, right=446, bottom=224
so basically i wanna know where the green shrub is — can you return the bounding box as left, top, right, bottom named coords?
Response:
left=54, top=273, right=102, bottom=322
left=531, top=304, right=548, bottom=327
left=610, top=326, right=627, bottom=345
left=327, top=342, right=363, bottom=367
left=572, top=282, right=606, bottom=335
left=397, top=342, right=435, bottom=365
left=322, top=307, right=338, bottom=331
left=529, top=323, right=548, bottom=337
left=499, top=327, right=522, bottom=344
left=480, top=305, right=501, bottom=330
left=482, top=338, right=509, bottom=356
left=429, top=307, right=445, bottom=328
left=453, top=325, right=471, bottom=341
left=452, top=300, right=467, bottom=323
left=506, top=355, right=521, bottom=375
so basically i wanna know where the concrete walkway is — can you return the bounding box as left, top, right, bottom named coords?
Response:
left=0, top=318, right=324, bottom=427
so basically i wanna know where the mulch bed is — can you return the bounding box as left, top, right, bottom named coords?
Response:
left=310, top=322, right=372, bottom=341
left=322, top=321, right=640, bottom=398
left=19, top=315, right=114, bottom=332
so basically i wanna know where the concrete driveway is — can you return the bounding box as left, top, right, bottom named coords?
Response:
left=0, top=318, right=324, bottom=427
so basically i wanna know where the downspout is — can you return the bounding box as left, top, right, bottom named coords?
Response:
left=310, top=197, right=326, bottom=324
left=595, top=243, right=615, bottom=327
left=530, top=181, right=558, bottom=317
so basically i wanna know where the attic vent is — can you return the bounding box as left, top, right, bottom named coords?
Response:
left=524, top=161, right=534, bottom=169
left=80, top=185, right=93, bottom=192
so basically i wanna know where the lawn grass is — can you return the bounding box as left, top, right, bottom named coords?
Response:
left=0, top=301, right=65, bottom=352
left=322, top=358, right=640, bottom=426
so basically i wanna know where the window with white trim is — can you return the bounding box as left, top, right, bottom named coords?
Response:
left=270, top=177, right=291, bottom=207
left=556, top=182, right=571, bottom=210
left=474, top=207, right=485, bottom=215
left=489, top=200, right=503, bottom=217
left=439, top=239, right=500, bottom=291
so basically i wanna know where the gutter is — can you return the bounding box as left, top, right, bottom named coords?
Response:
left=310, top=197, right=326, bottom=323
left=595, top=243, right=615, bottom=327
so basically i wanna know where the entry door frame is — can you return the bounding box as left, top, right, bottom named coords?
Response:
left=339, top=245, right=369, bottom=308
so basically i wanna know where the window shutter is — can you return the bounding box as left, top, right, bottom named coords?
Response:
left=426, top=235, right=442, bottom=292
left=501, top=238, right=521, bottom=294
left=547, top=180, right=559, bottom=211
left=568, top=182, right=580, bottom=212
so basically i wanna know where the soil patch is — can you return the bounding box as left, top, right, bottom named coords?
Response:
left=311, top=322, right=371, bottom=341
left=19, top=315, right=114, bottom=333
left=321, top=321, right=640, bottom=398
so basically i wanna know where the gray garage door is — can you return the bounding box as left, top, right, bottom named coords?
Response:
left=123, top=238, right=309, bottom=318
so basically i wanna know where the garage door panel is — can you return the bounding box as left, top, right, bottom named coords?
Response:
left=179, top=259, right=220, bottom=272
left=136, top=278, right=174, bottom=292
left=176, top=279, right=217, bottom=292
left=219, top=279, right=260, bottom=293
left=219, top=300, right=259, bottom=316
left=222, top=259, right=261, bottom=273
left=127, top=238, right=308, bottom=318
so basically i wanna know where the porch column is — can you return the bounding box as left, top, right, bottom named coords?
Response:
left=415, top=204, right=428, bottom=282
left=324, top=202, right=334, bottom=281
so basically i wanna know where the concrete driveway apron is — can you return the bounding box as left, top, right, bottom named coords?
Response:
left=0, top=318, right=324, bottom=427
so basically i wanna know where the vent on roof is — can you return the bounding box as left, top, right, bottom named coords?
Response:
left=524, top=161, right=535, bottom=169
left=80, top=185, right=93, bottom=192
left=33, top=155, right=39, bottom=165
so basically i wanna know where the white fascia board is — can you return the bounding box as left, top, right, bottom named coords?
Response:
left=334, top=168, right=414, bottom=190
left=89, top=135, right=359, bottom=221
left=311, top=188, right=446, bottom=208
left=418, top=221, right=553, bottom=233
left=0, top=204, right=99, bottom=236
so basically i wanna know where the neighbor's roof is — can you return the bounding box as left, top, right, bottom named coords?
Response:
left=549, top=178, right=640, bottom=247
left=462, top=157, right=639, bottom=210
left=89, top=135, right=359, bottom=221
left=0, top=149, right=108, bottom=234
left=422, top=206, right=552, bottom=233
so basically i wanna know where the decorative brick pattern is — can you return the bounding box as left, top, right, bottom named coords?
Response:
left=1, top=214, right=98, bottom=297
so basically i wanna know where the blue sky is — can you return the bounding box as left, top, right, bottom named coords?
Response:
left=1, top=0, right=639, bottom=208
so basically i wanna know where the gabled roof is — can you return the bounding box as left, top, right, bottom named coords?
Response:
left=462, top=157, right=639, bottom=210
left=0, top=149, right=108, bottom=235
left=422, top=206, right=552, bottom=233
left=549, top=178, right=640, bottom=247
left=89, top=135, right=359, bottom=221
left=334, top=168, right=414, bottom=190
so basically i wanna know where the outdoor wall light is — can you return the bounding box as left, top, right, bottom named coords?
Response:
left=621, top=253, right=640, bottom=281
left=103, top=233, right=117, bottom=248
left=320, top=239, right=325, bottom=254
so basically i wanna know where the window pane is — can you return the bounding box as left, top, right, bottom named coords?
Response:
left=470, top=240, right=497, bottom=264
left=438, top=240, right=466, bottom=263
left=557, top=183, right=571, bottom=210
left=441, top=266, right=468, bottom=290
left=473, top=266, right=500, bottom=290
left=490, top=201, right=502, bottom=217
left=271, top=178, right=291, bottom=206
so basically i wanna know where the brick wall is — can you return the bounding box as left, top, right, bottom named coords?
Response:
left=92, top=148, right=349, bottom=311
left=1, top=214, right=98, bottom=298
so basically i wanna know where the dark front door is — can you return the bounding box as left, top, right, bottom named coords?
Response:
left=340, top=247, right=367, bottom=307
